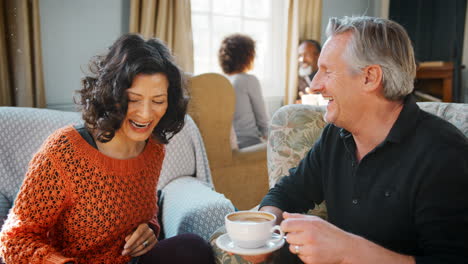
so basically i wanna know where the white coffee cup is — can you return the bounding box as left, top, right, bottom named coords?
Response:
left=225, top=211, right=284, bottom=249
left=301, top=93, right=328, bottom=106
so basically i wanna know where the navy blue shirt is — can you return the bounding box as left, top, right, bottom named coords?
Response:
left=260, top=96, right=468, bottom=263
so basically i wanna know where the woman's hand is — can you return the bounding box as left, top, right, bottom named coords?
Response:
left=122, top=223, right=158, bottom=257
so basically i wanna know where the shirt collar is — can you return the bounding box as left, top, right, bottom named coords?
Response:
left=384, top=95, right=420, bottom=143
left=338, top=95, right=420, bottom=143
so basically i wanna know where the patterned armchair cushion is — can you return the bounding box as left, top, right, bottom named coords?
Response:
left=268, top=104, right=328, bottom=219
left=267, top=104, right=326, bottom=188
left=0, top=107, right=82, bottom=223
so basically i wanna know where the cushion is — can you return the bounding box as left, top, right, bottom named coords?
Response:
left=158, top=115, right=212, bottom=190
left=0, top=107, right=82, bottom=224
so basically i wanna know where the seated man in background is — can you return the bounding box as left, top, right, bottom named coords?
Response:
left=297, top=39, right=321, bottom=102
left=250, top=16, right=468, bottom=264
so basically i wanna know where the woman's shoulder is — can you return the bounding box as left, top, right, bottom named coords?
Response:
left=38, top=125, right=81, bottom=153
left=45, top=125, right=77, bottom=142
left=147, top=137, right=166, bottom=157
left=238, top=72, right=259, bottom=81
left=230, top=73, right=260, bottom=86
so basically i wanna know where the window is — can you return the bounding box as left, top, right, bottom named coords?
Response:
left=191, top=0, right=287, bottom=101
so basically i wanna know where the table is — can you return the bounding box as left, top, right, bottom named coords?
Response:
left=415, top=62, right=454, bottom=102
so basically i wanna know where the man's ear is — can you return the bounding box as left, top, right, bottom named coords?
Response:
left=362, top=64, right=383, bottom=92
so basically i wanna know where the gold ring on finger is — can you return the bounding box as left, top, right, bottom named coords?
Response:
left=142, top=240, right=149, bottom=248
left=294, top=245, right=300, bottom=255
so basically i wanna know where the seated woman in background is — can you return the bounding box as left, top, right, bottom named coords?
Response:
left=0, top=34, right=214, bottom=264
left=218, top=34, right=269, bottom=149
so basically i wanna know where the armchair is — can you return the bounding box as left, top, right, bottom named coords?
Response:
left=187, top=73, right=269, bottom=210
left=0, top=107, right=234, bottom=241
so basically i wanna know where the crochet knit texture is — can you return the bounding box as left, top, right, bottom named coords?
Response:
left=0, top=126, right=164, bottom=264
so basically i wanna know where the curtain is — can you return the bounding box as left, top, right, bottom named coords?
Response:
left=0, top=0, right=45, bottom=107
left=298, top=0, right=322, bottom=42
left=129, top=0, right=194, bottom=73
left=284, top=0, right=322, bottom=105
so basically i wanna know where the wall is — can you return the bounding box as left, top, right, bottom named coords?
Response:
left=321, top=0, right=376, bottom=43
left=40, top=0, right=129, bottom=111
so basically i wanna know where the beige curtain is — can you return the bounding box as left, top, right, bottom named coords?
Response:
left=129, top=0, right=194, bottom=73
left=0, top=0, right=45, bottom=107
left=298, top=0, right=322, bottom=41
left=284, top=0, right=322, bottom=105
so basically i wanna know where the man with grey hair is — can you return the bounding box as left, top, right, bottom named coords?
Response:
left=244, top=16, right=468, bottom=264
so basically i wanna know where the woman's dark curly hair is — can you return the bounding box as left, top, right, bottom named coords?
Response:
left=218, top=34, right=256, bottom=74
left=76, top=33, right=187, bottom=144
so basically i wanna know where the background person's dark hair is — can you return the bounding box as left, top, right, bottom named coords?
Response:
left=300, top=39, right=322, bottom=53
left=76, top=33, right=187, bottom=144
left=218, top=34, right=256, bottom=74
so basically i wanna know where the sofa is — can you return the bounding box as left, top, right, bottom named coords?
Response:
left=0, top=107, right=235, bottom=242
left=209, top=101, right=468, bottom=264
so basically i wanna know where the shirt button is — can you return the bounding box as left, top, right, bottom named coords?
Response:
left=352, top=199, right=358, bottom=204
left=384, top=191, right=391, bottom=197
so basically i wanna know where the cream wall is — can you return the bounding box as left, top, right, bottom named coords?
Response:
left=321, top=0, right=377, bottom=44
left=40, top=0, right=129, bottom=111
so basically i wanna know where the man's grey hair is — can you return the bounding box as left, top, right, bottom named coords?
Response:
left=326, top=16, right=416, bottom=100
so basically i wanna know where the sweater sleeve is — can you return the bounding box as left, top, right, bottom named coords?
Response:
left=0, top=150, right=75, bottom=264
left=247, top=75, right=270, bottom=138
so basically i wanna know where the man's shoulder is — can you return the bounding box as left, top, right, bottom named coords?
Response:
left=418, top=110, right=466, bottom=139
left=412, top=110, right=468, bottom=155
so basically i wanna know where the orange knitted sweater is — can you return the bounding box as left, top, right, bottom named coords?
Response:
left=0, top=126, right=164, bottom=264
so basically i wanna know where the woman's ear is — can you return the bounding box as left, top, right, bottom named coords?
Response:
left=362, top=64, right=383, bottom=92
left=246, top=59, right=255, bottom=72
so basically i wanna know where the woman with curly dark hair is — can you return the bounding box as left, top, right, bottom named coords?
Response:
left=218, top=34, right=269, bottom=149
left=0, top=34, right=214, bottom=264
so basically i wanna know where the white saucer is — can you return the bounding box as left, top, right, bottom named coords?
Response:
left=216, top=233, right=285, bottom=256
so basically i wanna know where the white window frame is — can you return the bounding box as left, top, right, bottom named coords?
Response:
left=191, top=0, right=287, bottom=113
